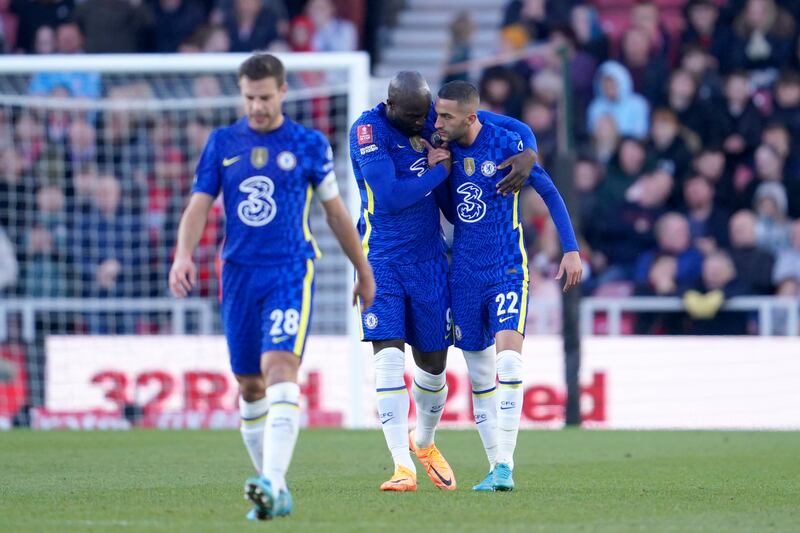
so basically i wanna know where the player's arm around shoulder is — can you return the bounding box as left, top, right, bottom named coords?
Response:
left=496, top=131, right=538, bottom=196
left=169, top=192, right=215, bottom=298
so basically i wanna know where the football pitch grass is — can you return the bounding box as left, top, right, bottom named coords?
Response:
left=1, top=429, right=798, bottom=532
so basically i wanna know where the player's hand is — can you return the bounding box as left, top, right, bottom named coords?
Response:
left=496, top=148, right=537, bottom=195
left=169, top=255, right=197, bottom=298
left=421, top=138, right=451, bottom=173
left=353, top=264, right=375, bottom=310
left=555, top=251, right=583, bottom=292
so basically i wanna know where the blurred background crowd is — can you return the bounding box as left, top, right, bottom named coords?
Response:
left=0, top=0, right=798, bottom=337
left=0, top=0, right=375, bottom=55
left=0, top=0, right=376, bottom=332
left=447, top=0, right=800, bottom=334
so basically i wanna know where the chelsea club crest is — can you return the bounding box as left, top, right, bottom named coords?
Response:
left=277, top=151, right=297, bottom=171
left=481, top=160, right=496, bottom=177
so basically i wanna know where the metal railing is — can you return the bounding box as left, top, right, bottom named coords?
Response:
left=580, top=296, right=800, bottom=336
left=0, top=298, right=215, bottom=342
left=2, top=295, right=797, bottom=342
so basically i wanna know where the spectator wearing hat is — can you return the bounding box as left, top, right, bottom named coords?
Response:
left=753, top=181, right=792, bottom=254
left=587, top=61, right=650, bottom=139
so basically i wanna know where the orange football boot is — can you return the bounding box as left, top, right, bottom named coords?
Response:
left=379, top=464, right=417, bottom=492
left=409, top=430, right=457, bottom=490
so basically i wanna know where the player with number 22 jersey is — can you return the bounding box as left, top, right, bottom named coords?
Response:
left=432, top=81, right=582, bottom=494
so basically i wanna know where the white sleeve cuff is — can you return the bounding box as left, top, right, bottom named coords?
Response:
left=315, top=171, right=339, bottom=201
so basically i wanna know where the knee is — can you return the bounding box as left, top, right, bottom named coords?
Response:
left=374, top=346, right=405, bottom=373
left=416, top=356, right=446, bottom=375
left=237, top=375, right=266, bottom=402
left=496, top=350, right=522, bottom=381
left=463, top=348, right=496, bottom=389
left=411, top=347, right=447, bottom=375
left=261, top=352, right=300, bottom=386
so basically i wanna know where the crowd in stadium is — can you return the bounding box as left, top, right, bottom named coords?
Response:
left=0, top=0, right=363, bottom=55
left=0, top=0, right=364, bottom=313
left=0, top=0, right=799, bottom=335
left=451, top=0, right=800, bottom=333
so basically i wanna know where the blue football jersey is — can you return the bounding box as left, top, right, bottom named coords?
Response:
left=192, top=116, right=333, bottom=266
left=449, top=122, right=527, bottom=280
left=349, top=103, right=446, bottom=265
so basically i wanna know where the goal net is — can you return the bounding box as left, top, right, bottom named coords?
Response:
left=0, top=53, right=370, bottom=428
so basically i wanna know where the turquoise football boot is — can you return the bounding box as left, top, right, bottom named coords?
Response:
left=472, top=470, right=495, bottom=492
left=244, top=477, right=277, bottom=519
left=492, top=463, right=515, bottom=491
left=245, top=507, right=268, bottom=521
left=273, top=486, right=294, bottom=517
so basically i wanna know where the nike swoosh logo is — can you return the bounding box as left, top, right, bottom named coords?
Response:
left=272, top=335, right=290, bottom=343
left=381, top=417, right=395, bottom=425
left=430, top=405, right=444, bottom=413
left=500, top=405, right=516, bottom=410
left=430, top=465, right=453, bottom=487
left=391, top=478, right=409, bottom=484
left=223, top=156, right=241, bottom=167
left=475, top=418, right=487, bottom=424
left=444, top=331, right=452, bottom=340
left=396, top=145, right=406, bottom=149
left=499, top=316, right=515, bottom=323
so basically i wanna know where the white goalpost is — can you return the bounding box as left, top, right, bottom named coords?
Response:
left=0, top=52, right=371, bottom=428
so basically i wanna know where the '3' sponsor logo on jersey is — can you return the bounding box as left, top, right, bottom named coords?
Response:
left=456, top=182, right=486, bottom=223
left=238, top=176, right=277, bottom=227
left=409, top=157, right=429, bottom=177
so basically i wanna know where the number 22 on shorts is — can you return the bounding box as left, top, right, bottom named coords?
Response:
left=495, top=292, right=519, bottom=316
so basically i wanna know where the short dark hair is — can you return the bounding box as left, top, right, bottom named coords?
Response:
left=238, top=53, right=285, bottom=86
left=437, top=80, right=479, bottom=106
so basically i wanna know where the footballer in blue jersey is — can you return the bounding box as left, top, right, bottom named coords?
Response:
left=431, top=81, right=582, bottom=493
left=169, top=54, right=374, bottom=521
left=349, top=72, right=540, bottom=493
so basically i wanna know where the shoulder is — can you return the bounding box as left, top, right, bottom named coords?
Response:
left=289, top=119, right=328, bottom=146
left=485, top=123, right=523, bottom=155
left=351, top=105, right=388, bottom=136
left=352, top=106, right=380, bottom=126
left=351, top=110, right=390, bottom=155
left=483, top=121, right=513, bottom=138
left=283, top=121, right=331, bottom=160
left=212, top=118, right=247, bottom=145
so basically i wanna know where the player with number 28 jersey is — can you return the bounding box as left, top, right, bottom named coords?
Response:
left=193, top=115, right=335, bottom=370
left=171, top=54, right=373, bottom=521
left=194, top=116, right=333, bottom=267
